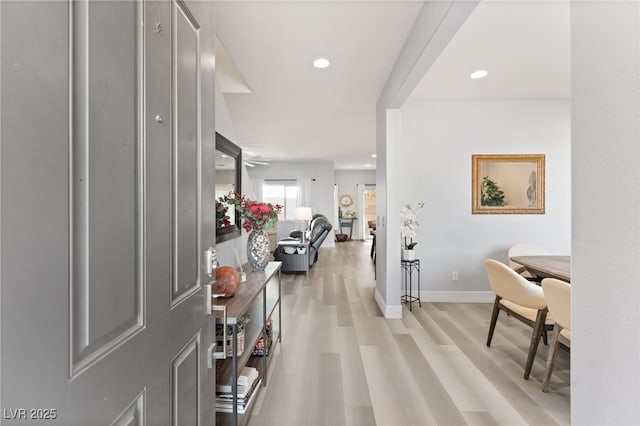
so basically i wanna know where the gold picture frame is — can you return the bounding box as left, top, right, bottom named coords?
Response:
left=472, top=154, right=545, bottom=214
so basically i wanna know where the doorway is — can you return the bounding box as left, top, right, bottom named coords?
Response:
left=361, top=185, right=376, bottom=240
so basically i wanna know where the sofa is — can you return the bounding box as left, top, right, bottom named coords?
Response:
left=274, top=214, right=333, bottom=271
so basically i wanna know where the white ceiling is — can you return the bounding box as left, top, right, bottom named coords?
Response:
left=215, top=1, right=570, bottom=170
left=411, top=1, right=570, bottom=101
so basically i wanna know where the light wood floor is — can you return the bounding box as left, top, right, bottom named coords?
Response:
left=249, top=241, right=570, bottom=426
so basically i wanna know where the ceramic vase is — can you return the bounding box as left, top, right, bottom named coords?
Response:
left=247, top=229, right=270, bottom=271
left=402, top=249, right=416, bottom=261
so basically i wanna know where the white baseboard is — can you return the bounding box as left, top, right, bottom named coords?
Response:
left=418, top=291, right=495, bottom=303
left=374, top=289, right=402, bottom=319
left=375, top=290, right=494, bottom=317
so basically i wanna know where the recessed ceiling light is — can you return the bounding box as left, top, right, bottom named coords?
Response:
left=371, top=154, right=377, bottom=158
left=470, top=69, right=488, bottom=80
left=365, top=164, right=372, bottom=167
left=313, top=58, right=330, bottom=69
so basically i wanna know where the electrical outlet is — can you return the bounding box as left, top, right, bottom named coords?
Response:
left=451, top=271, right=459, bottom=282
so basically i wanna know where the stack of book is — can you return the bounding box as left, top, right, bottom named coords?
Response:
left=215, top=366, right=260, bottom=414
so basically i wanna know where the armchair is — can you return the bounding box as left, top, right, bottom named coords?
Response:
left=485, top=259, right=555, bottom=380
left=288, top=213, right=324, bottom=240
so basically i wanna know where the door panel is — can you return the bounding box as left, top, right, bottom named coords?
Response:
left=1, top=0, right=216, bottom=424
left=111, top=390, right=145, bottom=426
left=172, top=333, right=201, bottom=426
left=173, top=0, right=200, bottom=305
left=1, top=2, right=72, bottom=421
left=70, top=0, right=144, bottom=376
left=86, top=0, right=141, bottom=347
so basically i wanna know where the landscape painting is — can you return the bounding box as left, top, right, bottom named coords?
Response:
left=472, top=154, right=545, bottom=214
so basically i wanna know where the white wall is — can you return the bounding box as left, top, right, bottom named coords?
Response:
left=215, top=77, right=237, bottom=142
left=572, top=4, right=640, bottom=423
left=400, top=99, right=571, bottom=299
left=377, top=109, right=403, bottom=317
left=334, top=170, right=376, bottom=216
left=247, top=161, right=336, bottom=247
left=375, top=2, right=640, bottom=422
left=215, top=79, right=336, bottom=262
left=214, top=78, right=254, bottom=267
left=334, top=170, right=376, bottom=239
left=375, top=0, right=479, bottom=318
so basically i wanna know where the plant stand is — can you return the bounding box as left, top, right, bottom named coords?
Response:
left=401, top=259, right=421, bottom=311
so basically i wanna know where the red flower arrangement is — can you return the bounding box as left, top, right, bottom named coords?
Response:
left=217, top=191, right=282, bottom=232
left=216, top=200, right=232, bottom=228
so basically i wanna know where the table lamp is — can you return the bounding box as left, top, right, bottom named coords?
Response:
left=294, top=207, right=313, bottom=242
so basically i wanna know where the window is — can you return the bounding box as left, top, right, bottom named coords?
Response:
left=262, top=180, right=298, bottom=220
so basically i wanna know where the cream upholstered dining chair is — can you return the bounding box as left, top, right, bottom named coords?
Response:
left=485, top=259, right=555, bottom=379
left=508, top=243, right=551, bottom=280
left=541, top=278, right=571, bottom=392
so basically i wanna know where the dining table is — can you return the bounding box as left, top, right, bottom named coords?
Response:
left=509, top=255, right=571, bottom=283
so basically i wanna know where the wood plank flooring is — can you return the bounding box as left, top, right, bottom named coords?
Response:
left=248, top=241, right=570, bottom=426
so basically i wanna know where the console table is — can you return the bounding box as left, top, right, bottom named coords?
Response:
left=401, top=259, right=421, bottom=310
left=212, top=262, right=282, bottom=426
left=339, top=217, right=357, bottom=240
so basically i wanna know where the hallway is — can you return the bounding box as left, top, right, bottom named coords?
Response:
left=248, top=242, right=570, bottom=425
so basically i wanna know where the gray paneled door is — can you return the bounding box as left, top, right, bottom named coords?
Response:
left=1, top=1, right=216, bottom=424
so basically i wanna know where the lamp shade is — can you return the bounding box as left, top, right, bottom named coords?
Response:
left=294, top=207, right=313, bottom=221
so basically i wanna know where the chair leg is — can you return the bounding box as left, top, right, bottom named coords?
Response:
left=541, top=325, right=562, bottom=392
left=524, top=308, right=548, bottom=380
left=370, top=236, right=375, bottom=258
left=542, top=329, right=548, bottom=346
left=486, top=295, right=502, bottom=347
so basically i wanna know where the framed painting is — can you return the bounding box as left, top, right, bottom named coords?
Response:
left=472, top=154, right=545, bottom=214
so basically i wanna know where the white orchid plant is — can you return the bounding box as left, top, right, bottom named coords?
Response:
left=400, top=201, right=425, bottom=250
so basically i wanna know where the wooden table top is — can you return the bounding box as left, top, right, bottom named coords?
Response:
left=212, top=261, right=282, bottom=322
left=509, top=255, right=571, bottom=283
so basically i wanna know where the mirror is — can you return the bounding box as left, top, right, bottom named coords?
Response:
left=216, top=133, right=242, bottom=242
left=472, top=154, right=545, bottom=214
